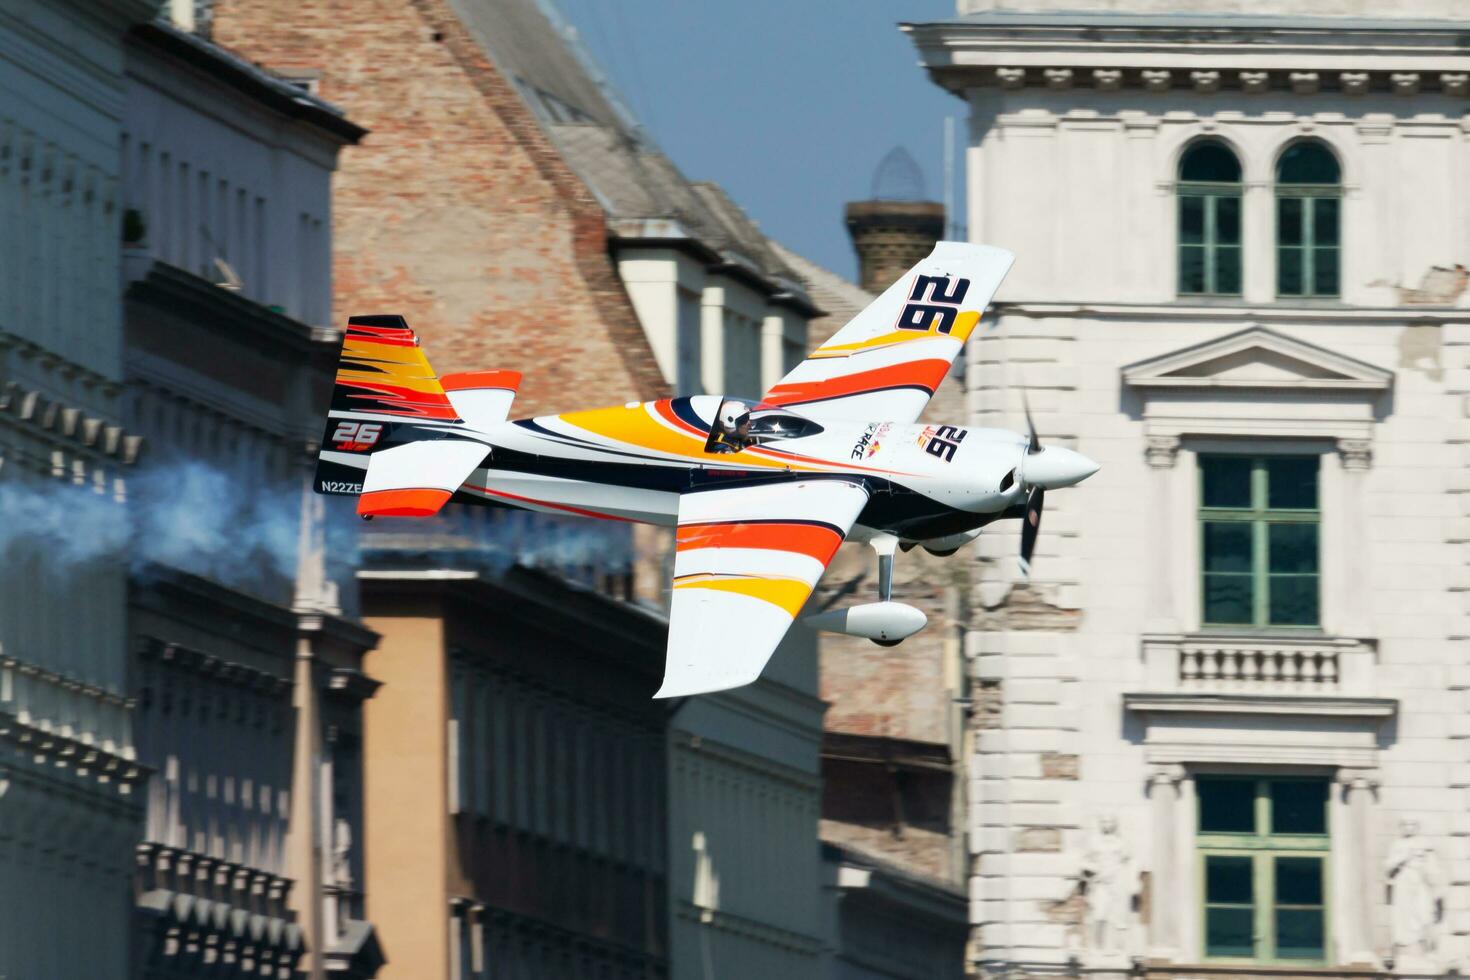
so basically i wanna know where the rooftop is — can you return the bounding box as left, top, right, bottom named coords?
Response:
left=448, top=0, right=812, bottom=303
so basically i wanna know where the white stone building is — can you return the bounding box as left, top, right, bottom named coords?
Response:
left=907, top=1, right=1470, bottom=974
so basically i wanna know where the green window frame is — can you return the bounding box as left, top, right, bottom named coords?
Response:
left=1198, top=776, right=1331, bottom=964
left=1276, top=142, right=1342, bottom=299
left=1178, top=141, right=1243, bottom=297
left=1199, top=455, right=1320, bottom=628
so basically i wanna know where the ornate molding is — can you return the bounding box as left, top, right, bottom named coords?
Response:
left=0, top=710, right=147, bottom=794
left=1148, top=763, right=1186, bottom=787
left=1141, top=69, right=1171, bottom=93
left=1239, top=71, right=1269, bottom=94
left=957, top=62, right=1470, bottom=99
left=1144, top=435, right=1180, bottom=470
left=1338, top=439, right=1373, bottom=471
left=1044, top=68, right=1073, bottom=90
left=139, top=637, right=291, bottom=698
left=1335, top=767, right=1381, bottom=792
left=1190, top=70, right=1221, bottom=94
left=1289, top=72, right=1320, bottom=95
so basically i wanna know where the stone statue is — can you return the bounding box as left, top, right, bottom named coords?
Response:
left=1385, top=818, right=1442, bottom=961
left=331, top=816, right=353, bottom=888
left=1080, top=813, right=1135, bottom=956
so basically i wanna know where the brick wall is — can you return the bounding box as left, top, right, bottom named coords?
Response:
left=210, top=0, right=666, bottom=416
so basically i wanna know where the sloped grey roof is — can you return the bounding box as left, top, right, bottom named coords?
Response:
left=691, top=183, right=784, bottom=279
left=448, top=0, right=808, bottom=301
left=449, top=0, right=630, bottom=132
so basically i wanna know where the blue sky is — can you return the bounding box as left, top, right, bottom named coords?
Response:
left=551, top=0, right=962, bottom=281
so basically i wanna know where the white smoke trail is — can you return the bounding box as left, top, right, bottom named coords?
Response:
left=0, top=461, right=634, bottom=597
left=0, top=461, right=330, bottom=598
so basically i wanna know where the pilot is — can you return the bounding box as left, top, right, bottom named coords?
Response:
left=710, top=399, right=752, bottom=453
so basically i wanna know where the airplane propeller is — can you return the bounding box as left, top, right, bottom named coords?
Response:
left=1019, top=390, right=1043, bottom=578
left=1014, top=390, right=1098, bottom=576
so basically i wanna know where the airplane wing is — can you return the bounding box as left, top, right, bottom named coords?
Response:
left=656, top=479, right=869, bottom=698
left=762, top=241, right=1014, bottom=424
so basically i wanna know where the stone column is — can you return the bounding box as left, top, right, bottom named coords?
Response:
left=1144, top=436, right=1181, bottom=634
left=1243, top=179, right=1273, bottom=304
left=1146, top=765, right=1185, bottom=961
left=1336, top=768, right=1380, bottom=966
left=1336, top=440, right=1372, bottom=639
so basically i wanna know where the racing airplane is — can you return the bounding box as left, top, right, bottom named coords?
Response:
left=314, top=242, right=1098, bottom=697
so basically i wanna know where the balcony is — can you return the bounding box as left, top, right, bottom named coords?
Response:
left=1127, top=633, right=1392, bottom=769
left=1141, top=633, right=1377, bottom=695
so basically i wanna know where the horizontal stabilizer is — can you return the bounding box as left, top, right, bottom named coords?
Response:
left=358, top=439, right=487, bottom=517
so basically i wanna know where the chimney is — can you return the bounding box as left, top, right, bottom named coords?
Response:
left=845, top=147, right=945, bottom=293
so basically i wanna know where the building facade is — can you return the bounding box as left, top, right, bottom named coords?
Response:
left=356, top=562, right=670, bottom=980
left=120, top=18, right=378, bottom=978
left=206, top=1, right=829, bottom=976
left=0, top=1, right=154, bottom=975
left=908, top=1, right=1470, bottom=974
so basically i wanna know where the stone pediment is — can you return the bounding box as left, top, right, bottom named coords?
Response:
left=1121, top=326, right=1393, bottom=394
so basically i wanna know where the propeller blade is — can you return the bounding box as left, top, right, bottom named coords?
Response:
left=1018, top=485, right=1044, bottom=577
left=1022, top=388, right=1041, bottom=455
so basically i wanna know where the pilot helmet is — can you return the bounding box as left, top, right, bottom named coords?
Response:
left=718, top=399, right=748, bottom=430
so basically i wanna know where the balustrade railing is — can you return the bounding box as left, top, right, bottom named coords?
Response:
left=1141, top=634, right=1375, bottom=694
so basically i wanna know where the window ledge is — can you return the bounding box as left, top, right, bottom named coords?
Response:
left=1124, top=691, right=1397, bottom=719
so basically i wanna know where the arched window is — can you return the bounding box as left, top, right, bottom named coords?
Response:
left=1178, top=141, right=1243, bottom=297
left=1276, top=141, right=1341, bottom=298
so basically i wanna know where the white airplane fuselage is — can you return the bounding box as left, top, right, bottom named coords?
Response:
left=408, top=394, right=1096, bottom=546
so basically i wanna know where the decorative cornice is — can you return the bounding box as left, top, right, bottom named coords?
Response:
left=931, top=64, right=1470, bottom=99
left=0, top=710, right=147, bottom=792
left=1, top=651, right=132, bottom=709
left=138, top=637, right=291, bottom=698
left=0, top=372, right=139, bottom=464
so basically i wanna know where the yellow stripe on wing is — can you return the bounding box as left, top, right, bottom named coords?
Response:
left=673, top=574, right=813, bottom=617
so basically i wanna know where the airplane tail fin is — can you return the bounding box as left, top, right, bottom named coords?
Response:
left=314, top=315, right=485, bottom=517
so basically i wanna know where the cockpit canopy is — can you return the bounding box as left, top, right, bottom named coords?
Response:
left=704, top=398, right=825, bottom=454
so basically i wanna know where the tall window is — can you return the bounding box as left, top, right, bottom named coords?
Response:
left=1200, top=455, right=1320, bottom=628
left=1198, top=776, right=1330, bottom=963
left=1276, top=141, right=1341, bottom=298
left=1178, top=141, right=1243, bottom=297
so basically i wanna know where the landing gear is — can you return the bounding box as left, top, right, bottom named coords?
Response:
left=869, top=534, right=902, bottom=647
left=802, top=530, right=927, bottom=645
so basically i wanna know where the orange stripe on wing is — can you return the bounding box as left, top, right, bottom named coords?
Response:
left=676, top=521, right=843, bottom=565
left=357, top=488, right=451, bottom=517
left=764, top=358, right=952, bottom=408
